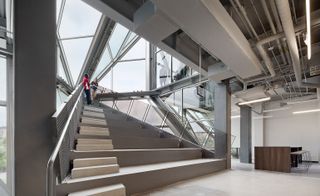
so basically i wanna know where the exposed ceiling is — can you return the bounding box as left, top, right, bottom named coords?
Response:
left=83, top=0, right=320, bottom=106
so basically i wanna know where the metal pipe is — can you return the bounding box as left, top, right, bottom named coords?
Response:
left=234, top=0, right=260, bottom=40
left=249, top=16, right=320, bottom=84
left=260, top=0, right=287, bottom=65
left=276, top=0, right=320, bottom=88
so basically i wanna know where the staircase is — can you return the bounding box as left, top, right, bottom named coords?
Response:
left=60, top=105, right=226, bottom=196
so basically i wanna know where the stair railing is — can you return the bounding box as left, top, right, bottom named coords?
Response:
left=46, top=84, right=84, bottom=196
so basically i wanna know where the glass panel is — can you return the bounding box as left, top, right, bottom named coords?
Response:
left=91, top=46, right=112, bottom=80
left=109, top=24, right=129, bottom=58
left=113, top=60, right=146, bottom=92
left=0, top=106, right=7, bottom=184
left=115, top=100, right=131, bottom=113
left=172, top=57, right=191, bottom=82
left=157, top=50, right=171, bottom=87
left=204, top=134, right=215, bottom=150
left=145, top=106, right=163, bottom=126
left=59, top=0, right=101, bottom=38
left=0, top=57, right=6, bottom=101
left=57, top=55, right=68, bottom=83
left=99, top=71, right=112, bottom=90
left=121, top=38, right=146, bottom=61
left=62, top=37, right=93, bottom=83
left=122, top=32, right=137, bottom=49
left=56, top=88, right=69, bottom=109
left=130, top=99, right=148, bottom=121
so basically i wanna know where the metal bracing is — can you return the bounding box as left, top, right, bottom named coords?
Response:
left=96, top=91, right=160, bottom=101
left=76, top=16, right=115, bottom=84
left=155, top=74, right=206, bottom=96
left=56, top=77, right=73, bottom=94
left=96, top=36, right=141, bottom=82
left=55, top=0, right=75, bottom=87
left=57, top=35, right=74, bottom=87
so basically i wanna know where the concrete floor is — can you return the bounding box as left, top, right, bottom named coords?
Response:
left=135, top=160, right=320, bottom=196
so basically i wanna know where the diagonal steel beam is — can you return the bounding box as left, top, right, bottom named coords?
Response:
left=76, top=16, right=116, bottom=84
left=96, top=35, right=140, bottom=81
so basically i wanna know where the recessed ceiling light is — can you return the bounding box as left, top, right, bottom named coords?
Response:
left=238, top=97, right=271, bottom=105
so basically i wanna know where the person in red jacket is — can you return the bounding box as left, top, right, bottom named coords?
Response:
left=82, top=74, right=92, bottom=105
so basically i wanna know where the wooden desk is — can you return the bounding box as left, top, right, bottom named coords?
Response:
left=255, top=147, right=291, bottom=173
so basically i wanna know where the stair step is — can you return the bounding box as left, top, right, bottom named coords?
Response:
left=68, top=184, right=126, bottom=196
left=74, top=157, right=118, bottom=168
left=79, top=129, right=110, bottom=137
left=84, top=106, right=104, bottom=113
left=83, top=110, right=105, bottom=119
left=59, top=159, right=225, bottom=195
left=81, top=117, right=107, bottom=126
left=76, top=144, right=114, bottom=151
left=72, top=148, right=202, bottom=167
left=77, top=139, right=113, bottom=145
left=71, top=164, right=119, bottom=179
left=112, top=136, right=179, bottom=149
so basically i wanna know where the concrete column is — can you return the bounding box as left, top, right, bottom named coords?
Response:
left=214, top=82, right=231, bottom=169
left=147, top=44, right=157, bottom=90
left=14, top=0, right=56, bottom=195
left=240, top=105, right=252, bottom=163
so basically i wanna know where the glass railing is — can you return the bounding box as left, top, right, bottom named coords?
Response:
left=102, top=87, right=215, bottom=151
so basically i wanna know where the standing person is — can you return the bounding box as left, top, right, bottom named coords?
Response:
left=91, top=78, right=99, bottom=100
left=82, top=74, right=91, bottom=105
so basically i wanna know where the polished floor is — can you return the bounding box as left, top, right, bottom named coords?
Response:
left=135, top=160, right=320, bottom=196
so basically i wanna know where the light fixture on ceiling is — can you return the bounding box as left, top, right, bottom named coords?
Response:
left=263, top=107, right=290, bottom=113
left=231, top=115, right=241, bottom=119
left=238, top=97, right=271, bottom=105
left=293, top=108, right=320, bottom=114
left=305, top=0, right=311, bottom=60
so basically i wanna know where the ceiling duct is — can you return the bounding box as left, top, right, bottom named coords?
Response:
left=133, top=1, right=179, bottom=44
left=234, top=86, right=268, bottom=101
left=152, top=0, right=263, bottom=79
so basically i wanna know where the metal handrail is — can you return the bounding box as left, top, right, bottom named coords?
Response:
left=46, top=85, right=83, bottom=196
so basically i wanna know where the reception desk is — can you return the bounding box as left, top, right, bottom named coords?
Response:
left=255, top=147, right=292, bottom=173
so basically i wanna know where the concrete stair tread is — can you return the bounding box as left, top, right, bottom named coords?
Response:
left=82, top=118, right=107, bottom=125
left=80, top=126, right=109, bottom=131
left=76, top=144, right=114, bottom=151
left=73, top=147, right=199, bottom=153
left=71, top=164, right=119, bottom=179
left=76, top=134, right=111, bottom=140
left=66, top=159, right=222, bottom=183
left=82, top=111, right=105, bottom=118
left=84, top=106, right=104, bottom=113
left=74, top=157, right=118, bottom=168
left=68, top=184, right=125, bottom=196
left=79, top=127, right=110, bottom=136
left=77, top=139, right=113, bottom=144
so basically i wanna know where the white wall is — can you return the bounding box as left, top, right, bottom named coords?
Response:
left=264, top=100, right=320, bottom=161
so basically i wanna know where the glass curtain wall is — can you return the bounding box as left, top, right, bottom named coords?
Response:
left=57, top=0, right=102, bottom=85
left=0, top=0, right=13, bottom=194
left=156, top=48, right=196, bottom=88
left=163, top=80, right=215, bottom=150
left=0, top=56, right=7, bottom=187
left=99, top=38, right=148, bottom=92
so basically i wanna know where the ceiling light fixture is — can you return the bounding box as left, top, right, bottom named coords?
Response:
left=293, top=108, right=320, bottom=114
left=238, top=97, right=271, bottom=105
left=231, top=115, right=241, bottom=119
left=305, top=0, right=312, bottom=59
